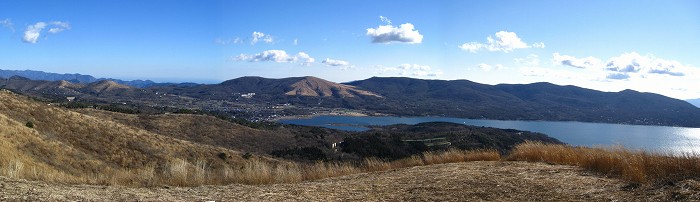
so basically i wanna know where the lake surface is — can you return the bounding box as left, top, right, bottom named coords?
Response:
left=279, top=116, right=700, bottom=154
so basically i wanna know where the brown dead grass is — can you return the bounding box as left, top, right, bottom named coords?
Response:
left=0, top=89, right=507, bottom=187
left=0, top=90, right=265, bottom=186
left=509, top=141, right=700, bottom=184
left=7, top=161, right=683, bottom=201
left=423, top=149, right=501, bottom=165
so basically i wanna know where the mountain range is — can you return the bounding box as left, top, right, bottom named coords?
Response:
left=346, top=77, right=700, bottom=127
left=1, top=70, right=699, bottom=127
left=0, top=69, right=196, bottom=88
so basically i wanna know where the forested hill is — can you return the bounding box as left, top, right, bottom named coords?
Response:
left=346, top=77, right=700, bottom=127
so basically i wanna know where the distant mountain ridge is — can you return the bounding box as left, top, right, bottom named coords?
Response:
left=346, top=77, right=700, bottom=127
left=0, top=69, right=97, bottom=83
left=160, top=76, right=383, bottom=103
left=1, top=70, right=699, bottom=127
left=0, top=69, right=192, bottom=88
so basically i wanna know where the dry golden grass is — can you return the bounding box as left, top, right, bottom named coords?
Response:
left=423, top=149, right=501, bottom=165
left=0, top=90, right=267, bottom=186
left=0, top=89, right=504, bottom=187
left=509, top=141, right=700, bottom=184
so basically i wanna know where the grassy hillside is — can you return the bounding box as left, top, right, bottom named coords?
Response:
left=75, top=109, right=347, bottom=155
left=2, top=89, right=498, bottom=186
left=3, top=87, right=699, bottom=194
left=0, top=89, right=271, bottom=186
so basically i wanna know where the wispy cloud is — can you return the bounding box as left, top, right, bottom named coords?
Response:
left=1, top=18, right=14, bottom=32
left=366, top=16, right=423, bottom=44
left=477, top=63, right=504, bottom=71
left=322, top=58, right=349, bottom=66
left=251, top=31, right=273, bottom=45
left=322, top=58, right=353, bottom=69
left=553, top=52, right=692, bottom=77
left=520, top=67, right=580, bottom=79
left=233, top=50, right=315, bottom=66
left=214, top=38, right=240, bottom=45
left=22, top=21, right=71, bottom=44
left=377, top=63, right=442, bottom=77
left=47, top=21, right=70, bottom=33
left=379, top=16, right=392, bottom=24
left=552, top=53, right=601, bottom=69
left=216, top=31, right=274, bottom=45
left=459, top=31, right=544, bottom=53
left=296, top=52, right=315, bottom=66
left=515, top=54, right=541, bottom=67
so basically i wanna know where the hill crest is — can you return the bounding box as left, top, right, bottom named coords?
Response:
left=284, top=76, right=382, bottom=98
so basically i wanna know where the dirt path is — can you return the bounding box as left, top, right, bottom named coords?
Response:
left=1, top=161, right=697, bottom=201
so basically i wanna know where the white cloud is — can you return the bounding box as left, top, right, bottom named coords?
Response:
left=297, top=52, right=314, bottom=66
left=515, top=54, right=540, bottom=67
left=251, top=31, right=273, bottom=45
left=532, top=42, right=545, bottom=48
left=554, top=52, right=691, bottom=77
left=322, top=58, right=350, bottom=67
left=1, top=18, right=14, bottom=32
left=22, top=21, right=70, bottom=44
left=47, top=21, right=70, bottom=33
left=214, top=37, right=243, bottom=45
left=459, top=31, right=544, bottom=53
left=366, top=16, right=423, bottom=44
left=520, top=67, right=580, bottom=79
left=218, top=32, right=274, bottom=45
left=22, top=22, right=46, bottom=43
left=322, top=58, right=354, bottom=70
left=552, top=53, right=602, bottom=69
left=458, top=42, right=483, bottom=53
left=234, top=50, right=294, bottom=62
left=605, top=52, right=687, bottom=76
left=478, top=63, right=504, bottom=71
left=233, top=50, right=315, bottom=66
left=379, top=16, right=392, bottom=24
left=378, top=64, right=442, bottom=77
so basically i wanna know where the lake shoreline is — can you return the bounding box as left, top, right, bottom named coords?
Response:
left=278, top=115, right=700, bottom=154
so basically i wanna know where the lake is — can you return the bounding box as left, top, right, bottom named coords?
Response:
left=279, top=116, right=700, bottom=154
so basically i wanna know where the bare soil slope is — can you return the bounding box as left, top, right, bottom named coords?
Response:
left=3, top=161, right=697, bottom=201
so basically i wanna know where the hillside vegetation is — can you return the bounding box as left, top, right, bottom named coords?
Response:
left=510, top=141, right=700, bottom=184
left=72, top=108, right=355, bottom=162
left=4, top=74, right=699, bottom=127
left=3, top=87, right=700, bottom=202
left=0, top=89, right=271, bottom=186
left=0, top=89, right=532, bottom=187
left=3, top=161, right=699, bottom=201
left=348, top=77, right=700, bottom=127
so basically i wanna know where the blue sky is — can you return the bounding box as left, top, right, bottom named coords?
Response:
left=1, top=0, right=699, bottom=99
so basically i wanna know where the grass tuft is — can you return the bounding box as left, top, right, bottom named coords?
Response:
left=508, top=141, right=700, bottom=184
